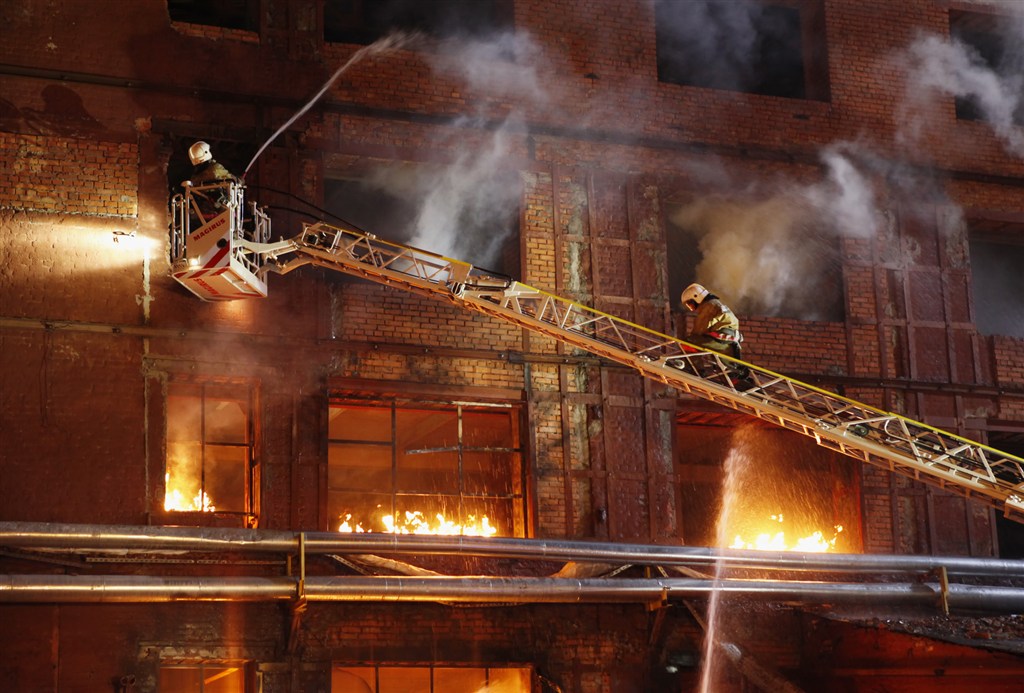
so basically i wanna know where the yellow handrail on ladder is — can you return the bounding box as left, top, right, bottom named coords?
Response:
left=243, top=221, right=1024, bottom=523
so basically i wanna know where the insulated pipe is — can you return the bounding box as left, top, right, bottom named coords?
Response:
left=4, top=574, right=1024, bottom=611
left=3, top=521, right=1024, bottom=578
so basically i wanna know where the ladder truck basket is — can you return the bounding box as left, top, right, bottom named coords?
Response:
left=170, top=180, right=271, bottom=301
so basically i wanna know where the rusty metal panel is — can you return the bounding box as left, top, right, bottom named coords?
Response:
left=608, top=477, right=649, bottom=540
left=907, top=270, right=945, bottom=322
left=589, top=174, right=629, bottom=240
left=593, top=243, right=633, bottom=298
left=911, top=325, right=950, bottom=380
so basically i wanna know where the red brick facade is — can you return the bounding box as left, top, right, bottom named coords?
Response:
left=3, top=1, right=1024, bottom=691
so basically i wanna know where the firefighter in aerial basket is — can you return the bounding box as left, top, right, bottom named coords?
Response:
left=680, top=282, right=745, bottom=359
left=183, top=140, right=239, bottom=221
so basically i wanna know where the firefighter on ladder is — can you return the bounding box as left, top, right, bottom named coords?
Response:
left=680, top=282, right=751, bottom=385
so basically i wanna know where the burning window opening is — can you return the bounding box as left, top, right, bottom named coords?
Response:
left=967, top=223, right=1024, bottom=339
left=333, top=664, right=532, bottom=693
left=676, top=418, right=861, bottom=551
left=324, top=0, right=514, bottom=45
left=160, top=662, right=249, bottom=693
left=654, top=0, right=830, bottom=101
left=729, top=513, right=844, bottom=552
left=165, top=382, right=255, bottom=520
left=329, top=400, right=525, bottom=537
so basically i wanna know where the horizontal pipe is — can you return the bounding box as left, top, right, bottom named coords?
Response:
left=2, top=574, right=1024, bottom=612
left=3, top=521, right=1024, bottom=578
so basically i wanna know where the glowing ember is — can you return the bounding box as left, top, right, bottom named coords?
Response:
left=729, top=514, right=842, bottom=552
left=337, top=510, right=498, bottom=536
left=164, top=473, right=216, bottom=512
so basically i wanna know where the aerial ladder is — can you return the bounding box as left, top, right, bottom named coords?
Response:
left=171, top=182, right=1024, bottom=523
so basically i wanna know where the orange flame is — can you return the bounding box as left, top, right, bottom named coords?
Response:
left=337, top=509, right=498, bottom=536
left=729, top=514, right=842, bottom=552
left=164, top=472, right=216, bottom=512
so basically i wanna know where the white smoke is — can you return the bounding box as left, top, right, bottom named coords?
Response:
left=899, top=29, right=1024, bottom=157
left=352, top=31, right=551, bottom=266
left=386, top=122, right=520, bottom=263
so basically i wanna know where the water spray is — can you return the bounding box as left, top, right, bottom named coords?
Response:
left=242, top=32, right=416, bottom=179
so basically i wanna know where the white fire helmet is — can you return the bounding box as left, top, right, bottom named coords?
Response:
left=680, top=283, right=709, bottom=310
left=188, top=141, right=213, bottom=166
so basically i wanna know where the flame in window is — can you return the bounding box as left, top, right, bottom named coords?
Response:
left=338, top=510, right=498, bottom=536
left=728, top=514, right=842, bottom=552
left=164, top=472, right=217, bottom=512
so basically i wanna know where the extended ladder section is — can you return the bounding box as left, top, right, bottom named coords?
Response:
left=243, top=222, right=1024, bottom=523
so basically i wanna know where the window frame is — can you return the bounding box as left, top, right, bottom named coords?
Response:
left=325, top=384, right=529, bottom=538
left=159, top=660, right=256, bottom=693
left=331, top=663, right=534, bottom=693
left=155, top=376, right=261, bottom=528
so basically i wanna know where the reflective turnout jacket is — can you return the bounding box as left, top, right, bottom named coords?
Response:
left=688, top=296, right=741, bottom=344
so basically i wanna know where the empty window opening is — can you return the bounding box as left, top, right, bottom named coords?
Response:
left=990, top=431, right=1024, bottom=558
left=654, top=0, right=829, bottom=101
left=328, top=400, right=526, bottom=537
left=324, top=0, right=514, bottom=45
left=333, top=665, right=532, bottom=692
left=665, top=193, right=844, bottom=321
left=949, top=10, right=1023, bottom=123
left=675, top=414, right=861, bottom=551
left=160, top=662, right=252, bottom=693
left=168, top=0, right=258, bottom=32
left=968, top=222, right=1024, bottom=338
left=166, top=382, right=257, bottom=523
left=325, top=170, right=521, bottom=278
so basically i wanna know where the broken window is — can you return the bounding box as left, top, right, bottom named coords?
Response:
left=949, top=10, right=1023, bottom=123
left=968, top=222, right=1024, bottom=338
left=165, top=382, right=257, bottom=524
left=324, top=0, right=514, bottom=45
left=160, top=662, right=252, bottom=693
left=332, top=665, right=532, bottom=692
left=654, top=0, right=829, bottom=101
left=168, top=0, right=259, bottom=32
left=324, top=168, right=521, bottom=278
left=328, top=399, right=525, bottom=537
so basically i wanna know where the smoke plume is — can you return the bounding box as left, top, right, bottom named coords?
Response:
left=671, top=145, right=882, bottom=319
left=899, top=23, right=1024, bottom=158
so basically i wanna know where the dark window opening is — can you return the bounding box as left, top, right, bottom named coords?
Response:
left=990, top=432, right=1024, bottom=558
left=325, top=170, right=521, bottom=278
left=168, top=0, right=259, bottom=32
left=328, top=399, right=526, bottom=537
left=665, top=194, right=844, bottom=321
left=654, top=0, right=829, bottom=101
left=949, top=10, right=1023, bottom=123
left=325, top=0, right=514, bottom=45
left=165, top=382, right=257, bottom=524
left=968, top=223, right=1024, bottom=338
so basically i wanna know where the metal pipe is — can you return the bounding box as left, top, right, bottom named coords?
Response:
left=3, top=521, right=1024, bottom=577
left=3, top=574, right=1024, bottom=611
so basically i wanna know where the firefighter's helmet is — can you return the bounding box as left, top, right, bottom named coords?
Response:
left=188, top=141, right=213, bottom=166
left=681, top=283, right=709, bottom=311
